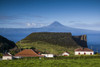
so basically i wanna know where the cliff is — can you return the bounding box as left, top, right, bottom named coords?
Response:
left=72, top=35, right=87, bottom=47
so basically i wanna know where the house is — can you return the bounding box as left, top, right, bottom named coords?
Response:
left=62, top=51, right=70, bottom=56
left=75, top=48, right=94, bottom=55
left=41, top=54, right=54, bottom=57
left=14, top=49, right=43, bottom=58
left=2, top=53, right=13, bottom=60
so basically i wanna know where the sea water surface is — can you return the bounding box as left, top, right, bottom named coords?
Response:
left=87, top=34, right=100, bottom=53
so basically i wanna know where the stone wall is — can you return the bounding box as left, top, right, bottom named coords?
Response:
left=72, top=35, right=88, bottom=48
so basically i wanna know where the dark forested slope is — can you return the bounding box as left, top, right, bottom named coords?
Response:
left=0, top=35, right=17, bottom=53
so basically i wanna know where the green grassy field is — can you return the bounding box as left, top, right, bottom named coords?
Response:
left=16, top=41, right=79, bottom=55
left=0, top=57, right=100, bottom=67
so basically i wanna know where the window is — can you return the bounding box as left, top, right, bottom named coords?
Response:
left=90, top=53, right=92, bottom=55
left=78, top=53, right=80, bottom=55
left=84, top=53, right=86, bottom=55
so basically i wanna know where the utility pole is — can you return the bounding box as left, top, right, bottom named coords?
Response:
left=97, top=48, right=98, bottom=54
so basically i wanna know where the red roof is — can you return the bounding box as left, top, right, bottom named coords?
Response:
left=15, top=49, right=43, bottom=57
left=75, top=48, right=93, bottom=51
left=3, top=53, right=12, bottom=56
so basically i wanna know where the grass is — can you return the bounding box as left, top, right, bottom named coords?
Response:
left=16, top=41, right=78, bottom=55
left=0, top=57, right=100, bottom=67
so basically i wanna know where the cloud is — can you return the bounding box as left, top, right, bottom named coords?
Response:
left=68, top=21, right=82, bottom=24
left=26, top=22, right=46, bottom=28
left=68, top=21, right=76, bottom=23
left=91, top=22, right=100, bottom=27
left=0, top=15, right=45, bottom=21
left=0, top=15, right=20, bottom=20
left=72, top=22, right=100, bottom=27
left=0, top=21, right=25, bottom=25
left=68, top=21, right=100, bottom=30
left=27, top=23, right=31, bottom=26
left=27, top=23, right=36, bottom=27
left=18, top=14, right=45, bottom=19
left=0, top=22, right=38, bottom=28
left=0, top=14, right=47, bottom=28
left=33, top=16, right=44, bottom=18
left=0, top=22, right=26, bottom=28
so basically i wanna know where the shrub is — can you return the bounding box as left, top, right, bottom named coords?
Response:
left=0, top=53, right=3, bottom=58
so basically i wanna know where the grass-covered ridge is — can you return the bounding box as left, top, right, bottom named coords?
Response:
left=21, top=32, right=79, bottom=47
left=16, top=32, right=81, bottom=55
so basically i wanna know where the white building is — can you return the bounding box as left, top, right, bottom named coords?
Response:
left=13, top=56, right=22, bottom=59
left=2, top=53, right=13, bottom=60
left=41, top=54, right=54, bottom=57
left=62, top=51, right=70, bottom=56
left=75, top=48, right=94, bottom=55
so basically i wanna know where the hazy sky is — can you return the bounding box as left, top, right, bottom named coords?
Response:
left=0, top=0, right=100, bottom=30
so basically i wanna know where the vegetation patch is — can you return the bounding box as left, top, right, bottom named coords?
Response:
left=16, top=41, right=76, bottom=55
left=0, top=57, right=100, bottom=67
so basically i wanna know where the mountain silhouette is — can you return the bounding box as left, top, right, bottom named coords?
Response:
left=40, top=21, right=97, bottom=34
left=0, top=21, right=100, bottom=43
left=48, top=21, right=65, bottom=27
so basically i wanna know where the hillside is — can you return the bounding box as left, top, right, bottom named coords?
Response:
left=0, top=35, right=17, bottom=53
left=17, top=41, right=75, bottom=55
left=16, top=32, right=87, bottom=55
